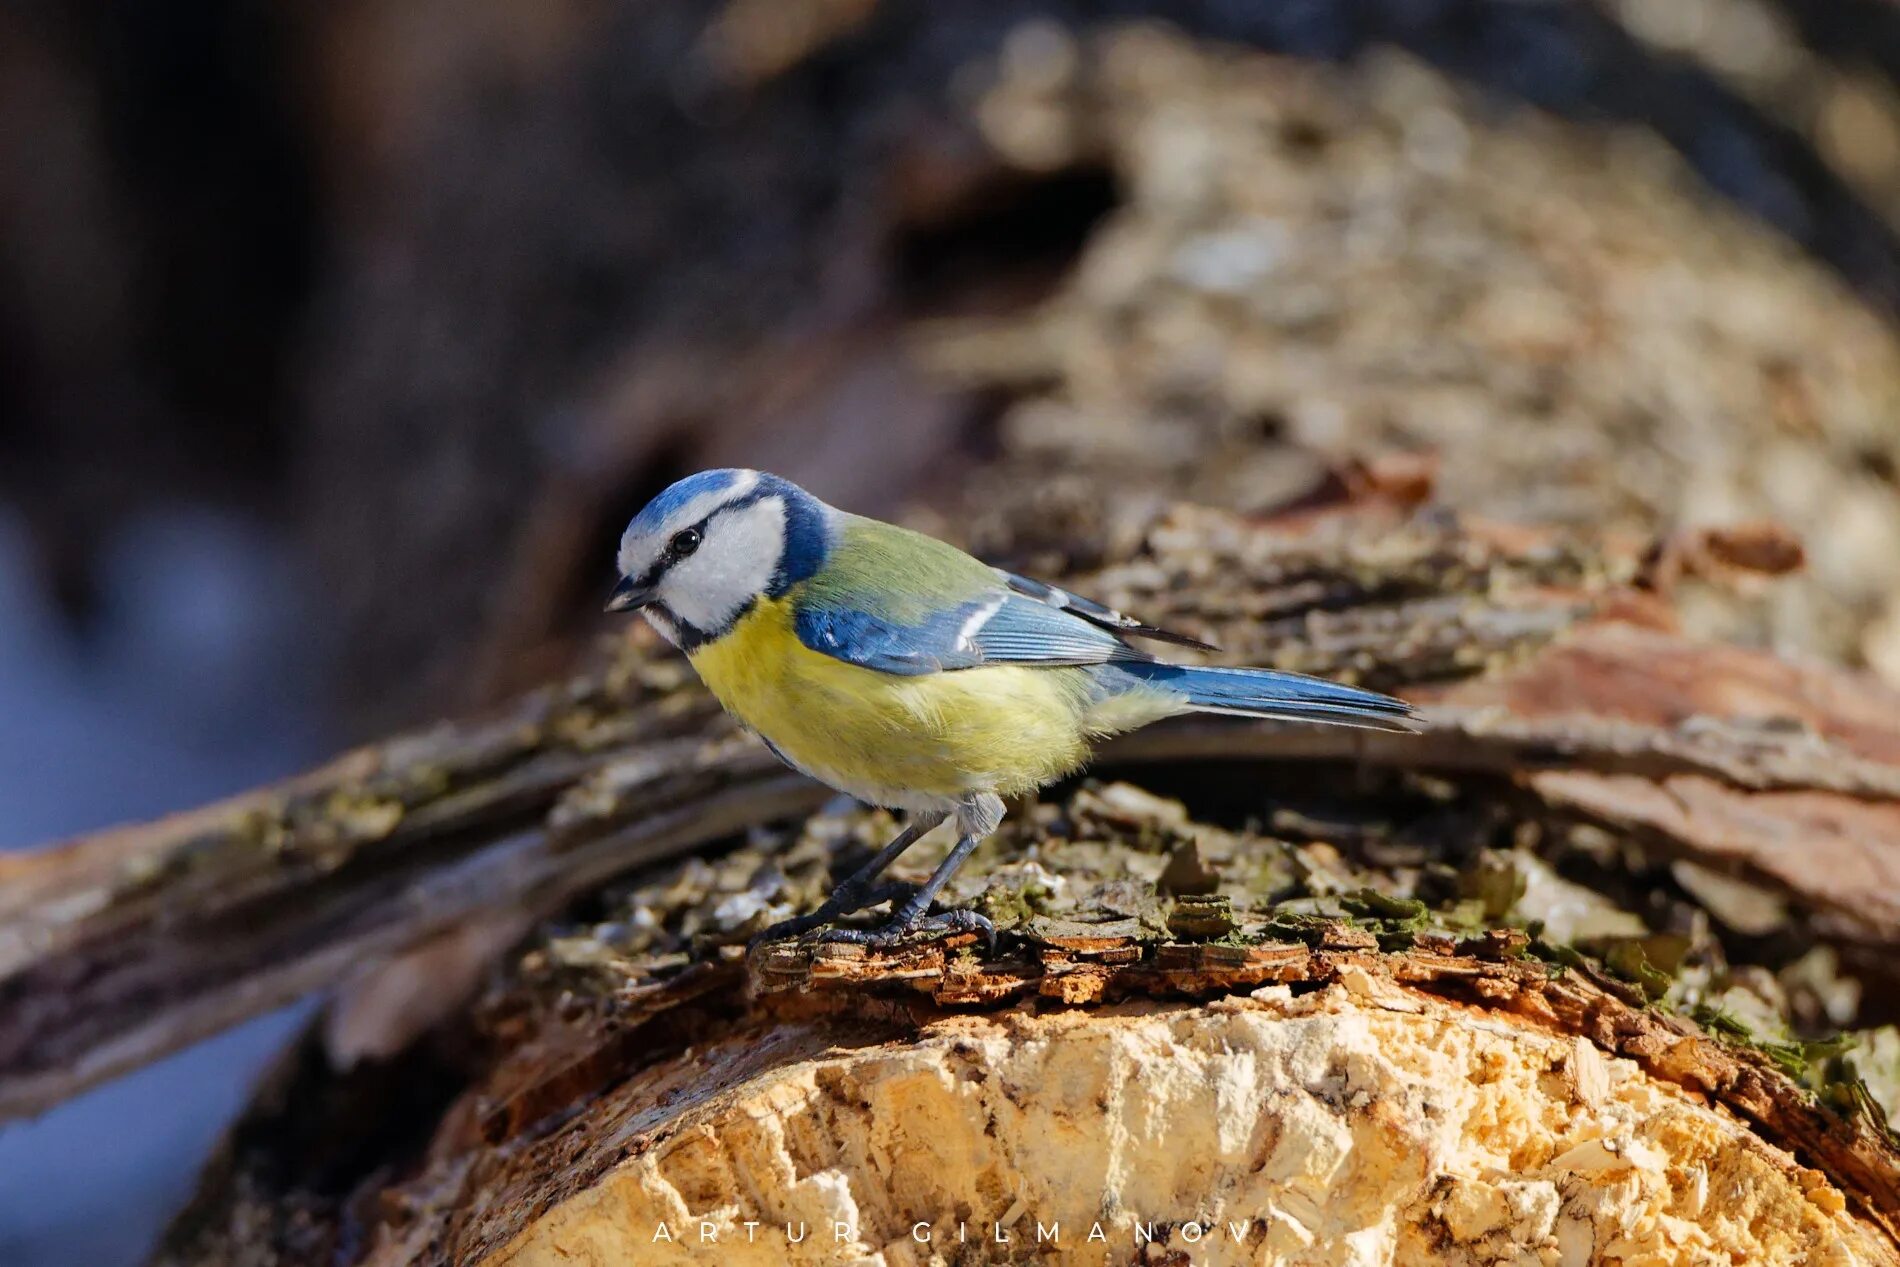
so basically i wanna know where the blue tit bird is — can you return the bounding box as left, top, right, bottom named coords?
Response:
left=606, top=468, right=1417, bottom=947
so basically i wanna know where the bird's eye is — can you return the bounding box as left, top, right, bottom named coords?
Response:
left=669, top=528, right=701, bottom=559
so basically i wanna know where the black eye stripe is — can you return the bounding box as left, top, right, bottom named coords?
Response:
left=649, top=520, right=711, bottom=578
left=637, top=511, right=724, bottom=591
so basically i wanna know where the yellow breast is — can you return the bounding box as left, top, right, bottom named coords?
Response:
left=687, top=596, right=1098, bottom=807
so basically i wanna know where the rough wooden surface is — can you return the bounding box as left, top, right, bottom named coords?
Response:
left=0, top=478, right=1879, bottom=1263
left=0, top=487, right=1860, bottom=1263
left=153, top=765, right=1900, bottom=1266
left=431, top=966, right=1900, bottom=1266
left=4, top=486, right=1892, bottom=1122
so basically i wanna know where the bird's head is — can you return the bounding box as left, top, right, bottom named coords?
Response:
left=607, top=469, right=829, bottom=647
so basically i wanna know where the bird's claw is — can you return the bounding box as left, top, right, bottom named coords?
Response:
left=747, top=881, right=919, bottom=948
left=812, top=908, right=996, bottom=954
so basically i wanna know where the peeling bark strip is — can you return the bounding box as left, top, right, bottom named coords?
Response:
left=5, top=498, right=1900, bottom=1121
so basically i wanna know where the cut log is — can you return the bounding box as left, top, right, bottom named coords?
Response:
left=0, top=483, right=1881, bottom=1262
left=152, top=764, right=1900, bottom=1266
left=10, top=491, right=1900, bottom=1120
left=412, top=982, right=1899, bottom=1266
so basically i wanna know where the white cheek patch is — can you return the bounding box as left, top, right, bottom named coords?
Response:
left=641, top=606, right=683, bottom=647
left=660, top=495, right=786, bottom=633
left=617, top=470, right=761, bottom=578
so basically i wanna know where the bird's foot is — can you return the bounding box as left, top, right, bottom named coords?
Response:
left=813, top=907, right=995, bottom=953
left=748, top=880, right=918, bottom=947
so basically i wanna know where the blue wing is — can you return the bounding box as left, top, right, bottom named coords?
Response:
left=793, top=588, right=1140, bottom=676
left=995, top=570, right=1217, bottom=651
left=788, top=514, right=1211, bottom=675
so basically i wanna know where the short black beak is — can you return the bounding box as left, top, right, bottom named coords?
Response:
left=604, top=576, right=653, bottom=613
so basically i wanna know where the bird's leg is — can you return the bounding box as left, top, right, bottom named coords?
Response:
left=817, top=794, right=1003, bottom=950
left=815, top=833, right=991, bottom=949
left=750, top=810, right=946, bottom=944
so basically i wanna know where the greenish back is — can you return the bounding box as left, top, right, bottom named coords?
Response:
left=801, top=514, right=999, bottom=624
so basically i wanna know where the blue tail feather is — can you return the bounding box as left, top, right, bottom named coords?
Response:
left=1110, top=661, right=1417, bottom=733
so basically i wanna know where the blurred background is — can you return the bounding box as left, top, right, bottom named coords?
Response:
left=4, top=1, right=1900, bottom=1263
